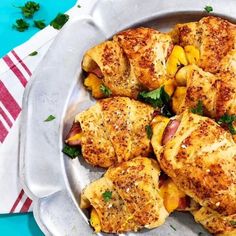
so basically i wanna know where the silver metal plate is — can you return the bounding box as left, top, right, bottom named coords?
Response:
left=20, top=0, right=236, bottom=235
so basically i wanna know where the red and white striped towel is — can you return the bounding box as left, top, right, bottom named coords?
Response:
left=0, top=0, right=92, bottom=214
left=0, top=32, right=56, bottom=214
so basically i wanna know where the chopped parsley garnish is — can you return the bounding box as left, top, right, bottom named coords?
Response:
left=50, top=13, right=69, bottom=30
left=29, top=51, right=38, bottom=56
left=16, top=1, right=40, bottom=18
left=145, top=125, right=153, bottom=139
left=77, top=4, right=81, bottom=8
left=191, top=100, right=203, bottom=116
left=138, top=86, right=169, bottom=108
left=34, top=20, right=46, bottom=29
left=138, top=86, right=173, bottom=117
left=100, top=84, right=112, bottom=97
left=102, top=191, right=112, bottom=202
left=204, top=5, right=213, bottom=13
left=13, top=19, right=29, bottom=32
left=229, top=220, right=236, bottom=227
left=62, top=144, right=81, bottom=159
left=217, top=114, right=236, bottom=135
left=44, top=115, right=56, bottom=122
left=170, top=224, right=176, bottom=231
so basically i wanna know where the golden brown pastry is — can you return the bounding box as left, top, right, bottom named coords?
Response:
left=113, top=27, right=173, bottom=90
left=192, top=207, right=236, bottom=235
left=80, top=157, right=169, bottom=233
left=82, top=27, right=175, bottom=98
left=82, top=40, right=140, bottom=98
left=74, top=16, right=236, bottom=235
left=170, top=17, right=236, bottom=118
left=171, top=16, right=236, bottom=73
left=172, top=63, right=236, bottom=118
left=65, top=97, right=154, bottom=167
left=151, top=111, right=236, bottom=217
left=215, top=50, right=236, bottom=118
left=172, top=65, right=217, bottom=117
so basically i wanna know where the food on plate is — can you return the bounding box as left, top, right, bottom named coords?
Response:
left=192, top=207, right=236, bottom=235
left=114, top=28, right=175, bottom=90
left=82, top=27, right=178, bottom=98
left=151, top=110, right=236, bottom=213
left=170, top=16, right=236, bottom=73
left=215, top=50, right=236, bottom=118
left=170, top=16, right=236, bottom=119
left=172, top=65, right=216, bottom=116
left=172, top=57, right=236, bottom=119
left=159, top=177, right=197, bottom=213
left=65, top=97, right=154, bottom=167
left=172, top=63, right=236, bottom=118
left=82, top=16, right=236, bottom=121
left=80, top=157, right=187, bottom=233
left=82, top=39, right=139, bottom=98
left=151, top=111, right=236, bottom=234
left=63, top=15, right=236, bottom=235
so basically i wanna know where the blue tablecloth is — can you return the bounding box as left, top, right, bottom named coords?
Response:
left=0, top=0, right=76, bottom=235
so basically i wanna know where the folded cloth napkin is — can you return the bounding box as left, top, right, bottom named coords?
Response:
left=0, top=0, right=94, bottom=213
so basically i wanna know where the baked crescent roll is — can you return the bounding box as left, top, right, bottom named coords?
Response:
left=80, top=157, right=169, bottom=233
left=151, top=111, right=236, bottom=217
left=113, top=27, right=173, bottom=90
left=171, top=16, right=236, bottom=73
left=82, top=27, right=174, bottom=98
left=172, top=65, right=217, bottom=117
left=172, top=63, right=236, bottom=118
left=170, top=17, right=236, bottom=118
left=82, top=40, right=140, bottom=98
left=192, top=207, right=236, bottom=235
left=65, top=97, right=154, bottom=167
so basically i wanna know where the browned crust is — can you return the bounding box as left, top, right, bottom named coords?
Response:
left=81, top=157, right=168, bottom=233
left=171, top=16, right=236, bottom=73
left=157, top=112, right=236, bottom=216
left=193, top=207, right=236, bottom=235
left=75, top=97, right=154, bottom=167
left=215, top=71, right=236, bottom=118
left=114, top=27, right=173, bottom=89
